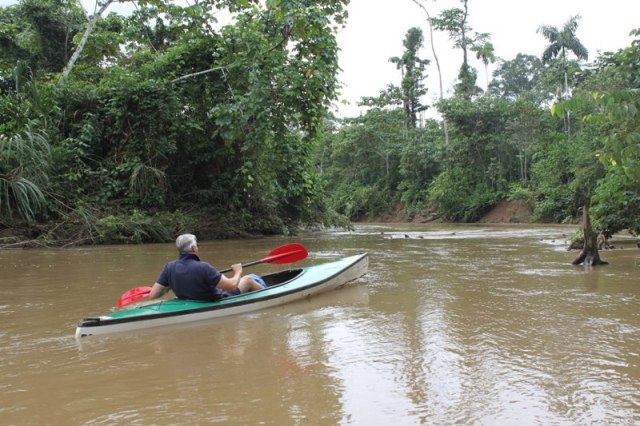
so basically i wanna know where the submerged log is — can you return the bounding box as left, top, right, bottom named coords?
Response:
left=572, top=204, right=608, bottom=266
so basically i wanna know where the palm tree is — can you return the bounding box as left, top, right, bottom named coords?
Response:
left=471, top=32, right=496, bottom=89
left=0, top=128, right=50, bottom=222
left=537, top=15, right=589, bottom=100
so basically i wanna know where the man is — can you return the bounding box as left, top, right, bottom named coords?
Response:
left=145, top=234, right=265, bottom=302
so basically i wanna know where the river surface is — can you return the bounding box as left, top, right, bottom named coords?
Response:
left=1, top=223, right=639, bottom=425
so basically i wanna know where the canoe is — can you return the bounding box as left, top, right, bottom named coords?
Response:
left=75, top=252, right=368, bottom=338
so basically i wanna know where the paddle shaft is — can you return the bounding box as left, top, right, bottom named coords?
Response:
left=218, top=247, right=306, bottom=273
left=219, top=260, right=260, bottom=274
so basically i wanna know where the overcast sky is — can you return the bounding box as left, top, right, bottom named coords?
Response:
left=335, top=0, right=639, bottom=117
left=2, top=0, right=638, bottom=118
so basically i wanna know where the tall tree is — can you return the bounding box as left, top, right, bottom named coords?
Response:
left=470, top=32, right=495, bottom=89
left=488, top=54, right=544, bottom=100
left=537, top=15, right=588, bottom=100
left=411, top=0, right=449, bottom=144
left=538, top=15, right=588, bottom=135
left=389, top=27, right=429, bottom=132
left=430, top=0, right=477, bottom=99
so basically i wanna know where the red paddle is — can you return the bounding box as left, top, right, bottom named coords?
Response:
left=117, top=286, right=152, bottom=308
left=116, top=242, right=308, bottom=307
left=218, top=242, right=308, bottom=272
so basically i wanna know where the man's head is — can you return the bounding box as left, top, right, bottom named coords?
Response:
left=176, top=234, right=198, bottom=253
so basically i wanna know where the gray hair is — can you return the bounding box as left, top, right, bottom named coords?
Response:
left=176, top=234, right=197, bottom=253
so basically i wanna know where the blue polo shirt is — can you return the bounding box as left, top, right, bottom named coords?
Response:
left=156, top=253, right=222, bottom=301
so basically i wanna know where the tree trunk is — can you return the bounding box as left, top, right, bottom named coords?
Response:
left=412, top=0, right=449, bottom=145
left=60, top=0, right=114, bottom=83
left=572, top=204, right=608, bottom=266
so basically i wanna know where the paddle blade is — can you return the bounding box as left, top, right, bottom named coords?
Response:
left=117, top=286, right=151, bottom=307
left=219, top=243, right=309, bottom=273
left=261, top=243, right=308, bottom=265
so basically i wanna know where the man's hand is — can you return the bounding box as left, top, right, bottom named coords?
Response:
left=231, top=263, right=242, bottom=274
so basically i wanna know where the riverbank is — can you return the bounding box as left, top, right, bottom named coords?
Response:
left=0, top=200, right=536, bottom=249
left=477, top=199, right=532, bottom=224
left=360, top=199, right=533, bottom=225
left=0, top=209, right=289, bottom=249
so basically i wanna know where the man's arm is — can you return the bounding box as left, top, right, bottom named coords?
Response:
left=215, top=263, right=242, bottom=292
left=146, top=283, right=170, bottom=300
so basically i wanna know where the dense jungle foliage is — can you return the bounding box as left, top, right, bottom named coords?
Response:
left=1, top=0, right=639, bottom=246
left=1, top=0, right=350, bottom=245
left=319, top=11, right=640, bottom=239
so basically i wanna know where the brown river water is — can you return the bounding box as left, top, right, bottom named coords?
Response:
left=1, top=223, right=639, bottom=425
